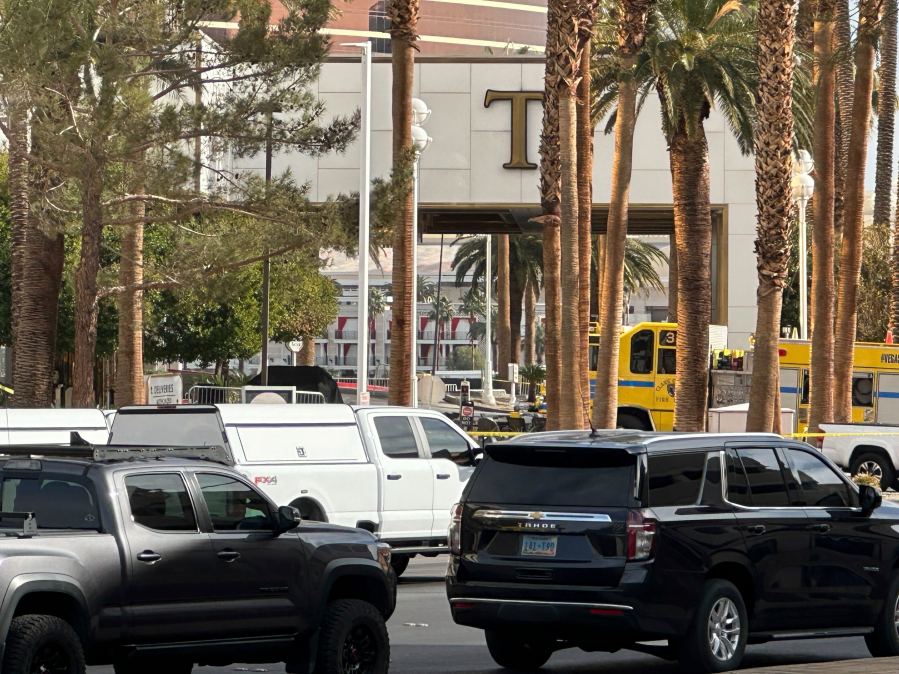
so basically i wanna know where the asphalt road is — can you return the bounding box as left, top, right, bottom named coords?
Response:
left=88, top=557, right=874, bottom=674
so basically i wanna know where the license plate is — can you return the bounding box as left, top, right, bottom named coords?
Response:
left=521, top=535, right=558, bottom=557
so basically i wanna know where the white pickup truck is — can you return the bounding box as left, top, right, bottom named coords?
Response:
left=109, top=403, right=480, bottom=575
left=819, top=422, right=899, bottom=491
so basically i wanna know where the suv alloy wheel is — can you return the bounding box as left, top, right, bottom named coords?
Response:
left=677, top=580, right=747, bottom=673
left=866, top=576, right=899, bottom=657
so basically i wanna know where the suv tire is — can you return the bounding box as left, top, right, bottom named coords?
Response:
left=2, top=615, right=86, bottom=674
left=851, top=452, right=895, bottom=492
left=315, top=599, right=389, bottom=674
left=390, top=554, right=410, bottom=577
left=677, top=580, right=747, bottom=674
left=485, top=630, right=553, bottom=671
left=866, top=576, right=899, bottom=657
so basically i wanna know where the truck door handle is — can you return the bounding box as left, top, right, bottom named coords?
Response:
left=436, top=473, right=451, bottom=480
left=217, top=549, right=241, bottom=562
left=742, top=524, right=766, bottom=535
left=807, top=523, right=832, bottom=533
left=137, top=550, right=162, bottom=563
left=387, top=474, right=402, bottom=480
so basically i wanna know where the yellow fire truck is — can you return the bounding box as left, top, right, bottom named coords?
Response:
left=588, top=322, right=899, bottom=431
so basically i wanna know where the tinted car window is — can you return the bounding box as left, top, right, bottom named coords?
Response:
left=126, top=473, right=197, bottom=532
left=421, top=417, right=471, bottom=465
left=112, top=411, right=224, bottom=447
left=785, top=449, right=853, bottom=507
left=737, top=448, right=790, bottom=507
left=197, top=473, right=273, bottom=532
left=0, top=475, right=100, bottom=530
left=374, top=417, right=420, bottom=459
left=468, top=452, right=636, bottom=508
left=647, top=452, right=706, bottom=506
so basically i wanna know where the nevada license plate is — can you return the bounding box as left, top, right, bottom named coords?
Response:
left=521, top=535, right=558, bottom=557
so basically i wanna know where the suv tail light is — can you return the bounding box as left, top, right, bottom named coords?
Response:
left=626, top=509, right=657, bottom=561
left=449, top=503, right=463, bottom=555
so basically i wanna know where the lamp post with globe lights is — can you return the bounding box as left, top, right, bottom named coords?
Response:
left=410, top=98, right=432, bottom=407
left=791, top=149, right=815, bottom=340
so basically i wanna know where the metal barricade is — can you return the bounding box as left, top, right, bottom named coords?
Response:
left=294, top=390, right=327, bottom=404
left=186, top=386, right=243, bottom=404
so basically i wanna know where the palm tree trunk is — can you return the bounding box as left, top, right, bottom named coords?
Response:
left=7, top=102, right=27, bottom=356
left=874, top=0, right=897, bottom=229
left=524, top=277, right=538, bottom=365
left=747, top=0, right=797, bottom=433
left=538, top=0, right=562, bottom=430
left=667, top=233, right=678, bottom=320
left=386, top=0, right=419, bottom=406
left=577, top=41, right=594, bottom=412
left=797, top=0, right=817, bottom=54
left=497, top=234, right=512, bottom=373
left=834, top=0, right=884, bottom=422
left=559, top=90, right=584, bottom=429
left=509, top=263, right=524, bottom=364
left=73, top=164, right=105, bottom=407
left=809, top=0, right=837, bottom=433
left=834, top=0, right=854, bottom=239
left=593, top=0, right=651, bottom=430
left=670, top=126, right=712, bottom=432
left=115, top=158, right=146, bottom=407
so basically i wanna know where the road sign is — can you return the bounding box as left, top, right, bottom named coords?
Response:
left=147, top=374, right=183, bottom=405
left=287, top=340, right=303, bottom=353
left=461, top=405, right=474, bottom=418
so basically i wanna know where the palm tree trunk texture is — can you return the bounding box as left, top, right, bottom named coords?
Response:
left=559, top=90, right=584, bottom=429
left=509, top=264, right=524, bottom=364
left=833, top=0, right=854, bottom=239
left=538, top=0, right=562, bottom=430
left=797, top=0, right=816, bottom=54
left=525, top=278, right=538, bottom=365
left=386, top=0, right=419, bottom=406
left=747, top=0, right=797, bottom=433
left=73, top=167, right=105, bottom=407
left=875, top=0, right=897, bottom=229
left=593, top=0, right=651, bottom=430
left=667, top=232, right=678, bottom=320
left=115, top=186, right=146, bottom=407
left=7, top=104, right=27, bottom=356
left=497, top=234, right=512, bottom=373
left=300, top=338, right=316, bottom=366
left=577, top=41, right=594, bottom=412
left=808, top=0, right=837, bottom=433
left=670, top=128, right=712, bottom=432
left=834, top=0, right=885, bottom=422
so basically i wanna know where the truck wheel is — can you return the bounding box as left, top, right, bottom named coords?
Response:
left=851, top=452, right=895, bottom=492
left=390, top=554, right=410, bottom=577
left=866, top=575, right=899, bottom=657
left=617, top=412, right=649, bottom=431
left=485, top=631, right=553, bottom=670
left=2, top=615, right=85, bottom=674
left=676, top=579, right=747, bottom=673
left=315, top=599, right=389, bottom=674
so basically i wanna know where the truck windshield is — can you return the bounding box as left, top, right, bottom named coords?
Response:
left=0, top=474, right=101, bottom=530
left=110, top=411, right=222, bottom=447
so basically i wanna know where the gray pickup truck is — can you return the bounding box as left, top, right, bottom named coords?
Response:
left=0, top=444, right=395, bottom=674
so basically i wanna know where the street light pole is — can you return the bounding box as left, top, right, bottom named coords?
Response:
left=343, top=42, right=373, bottom=405
left=791, top=149, right=815, bottom=341
left=483, top=234, right=496, bottom=406
left=260, top=108, right=273, bottom=385
left=410, top=99, right=431, bottom=408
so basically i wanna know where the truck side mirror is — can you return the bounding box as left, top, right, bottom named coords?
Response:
left=859, top=485, right=882, bottom=516
left=277, top=505, right=302, bottom=533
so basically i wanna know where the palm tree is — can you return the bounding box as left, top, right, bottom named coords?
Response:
left=592, top=0, right=653, bottom=429
left=875, top=0, right=897, bottom=233
left=417, top=275, right=436, bottom=304
left=497, top=235, right=512, bottom=371
left=808, top=0, right=838, bottom=434
left=746, top=0, right=797, bottom=432
left=369, top=286, right=388, bottom=367
left=537, top=0, right=563, bottom=430
left=428, top=295, right=456, bottom=370
left=386, top=0, right=420, bottom=406
left=556, top=0, right=591, bottom=429
left=834, top=0, right=886, bottom=422
left=645, top=0, right=756, bottom=431
left=834, top=0, right=854, bottom=239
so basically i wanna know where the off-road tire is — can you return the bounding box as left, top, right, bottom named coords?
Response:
left=850, top=452, right=895, bottom=492
left=485, top=630, right=553, bottom=671
left=2, top=615, right=86, bottom=674
left=315, top=599, right=389, bottom=674
left=866, top=575, right=899, bottom=657
left=114, top=661, right=193, bottom=674
left=390, top=554, right=410, bottom=577
left=677, top=579, right=747, bottom=673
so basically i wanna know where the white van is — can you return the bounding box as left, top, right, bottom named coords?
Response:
left=0, top=408, right=110, bottom=445
left=109, top=403, right=480, bottom=575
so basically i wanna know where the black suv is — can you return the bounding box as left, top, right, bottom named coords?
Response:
left=446, top=430, right=899, bottom=673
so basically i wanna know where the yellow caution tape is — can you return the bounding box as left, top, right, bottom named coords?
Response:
left=467, top=431, right=526, bottom=438
left=0, top=384, right=14, bottom=395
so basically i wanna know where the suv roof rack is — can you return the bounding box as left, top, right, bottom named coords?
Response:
left=0, top=444, right=232, bottom=466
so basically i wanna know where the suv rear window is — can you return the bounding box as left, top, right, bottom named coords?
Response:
left=647, top=452, right=706, bottom=506
left=0, top=474, right=100, bottom=530
left=468, top=450, right=636, bottom=508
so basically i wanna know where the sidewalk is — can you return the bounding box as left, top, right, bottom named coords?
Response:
left=733, top=657, right=899, bottom=673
